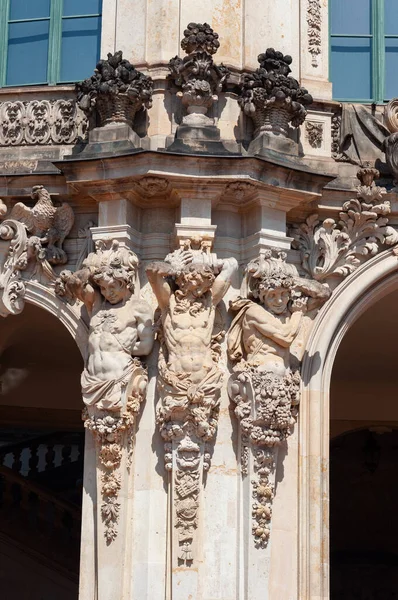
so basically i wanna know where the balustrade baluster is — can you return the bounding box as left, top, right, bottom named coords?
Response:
left=12, top=448, right=22, bottom=474
left=45, top=443, right=55, bottom=471
left=61, top=444, right=72, bottom=466
left=28, top=442, right=39, bottom=476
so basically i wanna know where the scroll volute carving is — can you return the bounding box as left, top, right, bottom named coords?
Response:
left=0, top=185, right=74, bottom=317
left=146, top=244, right=237, bottom=564
left=56, top=239, right=154, bottom=543
left=290, top=167, right=398, bottom=284
left=227, top=249, right=330, bottom=548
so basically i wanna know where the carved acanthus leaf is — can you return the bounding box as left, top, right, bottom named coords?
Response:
left=290, top=168, right=398, bottom=282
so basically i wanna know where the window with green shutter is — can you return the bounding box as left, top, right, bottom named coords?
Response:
left=330, top=0, right=398, bottom=102
left=0, top=0, right=102, bottom=87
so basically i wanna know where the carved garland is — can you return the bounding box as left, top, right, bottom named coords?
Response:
left=307, top=0, right=322, bottom=68
left=83, top=366, right=147, bottom=544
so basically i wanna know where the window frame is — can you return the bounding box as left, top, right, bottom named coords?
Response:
left=0, top=0, right=102, bottom=88
left=330, top=0, right=398, bottom=103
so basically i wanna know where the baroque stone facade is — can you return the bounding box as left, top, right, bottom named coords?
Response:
left=1, top=5, right=398, bottom=600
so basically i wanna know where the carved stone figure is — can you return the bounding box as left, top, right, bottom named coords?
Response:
left=228, top=249, right=329, bottom=548
left=56, top=239, right=154, bottom=542
left=76, top=51, right=153, bottom=128
left=0, top=186, right=75, bottom=317
left=9, top=185, right=74, bottom=265
left=238, top=48, right=313, bottom=145
left=169, top=23, right=229, bottom=128
left=290, top=167, right=398, bottom=284
left=146, top=246, right=237, bottom=563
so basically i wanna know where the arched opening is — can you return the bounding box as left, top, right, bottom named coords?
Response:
left=0, top=303, right=84, bottom=600
left=330, top=288, right=398, bottom=599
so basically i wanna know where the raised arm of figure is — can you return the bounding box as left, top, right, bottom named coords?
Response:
left=212, top=257, right=238, bottom=306
left=247, top=305, right=301, bottom=349
left=132, top=299, right=154, bottom=356
left=145, top=262, right=173, bottom=310
left=56, top=267, right=97, bottom=314
left=294, top=276, right=331, bottom=311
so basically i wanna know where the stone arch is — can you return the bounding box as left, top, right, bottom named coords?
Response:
left=298, top=248, right=398, bottom=600
left=24, top=280, right=88, bottom=359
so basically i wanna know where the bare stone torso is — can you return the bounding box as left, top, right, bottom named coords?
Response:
left=163, top=294, right=215, bottom=382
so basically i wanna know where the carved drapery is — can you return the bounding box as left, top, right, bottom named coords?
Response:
left=0, top=99, right=87, bottom=146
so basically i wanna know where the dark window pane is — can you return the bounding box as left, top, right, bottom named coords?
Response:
left=331, top=37, right=372, bottom=99
left=385, top=0, right=398, bottom=35
left=331, top=0, right=371, bottom=35
left=6, top=20, right=49, bottom=85
left=385, top=38, right=398, bottom=98
left=9, top=0, right=50, bottom=21
left=63, top=0, right=102, bottom=16
left=60, top=17, right=101, bottom=82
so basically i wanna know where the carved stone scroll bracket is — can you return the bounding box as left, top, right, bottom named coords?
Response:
left=0, top=190, right=71, bottom=318
left=83, top=362, right=148, bottom=544
left=290, top=167, right=398, bottom=284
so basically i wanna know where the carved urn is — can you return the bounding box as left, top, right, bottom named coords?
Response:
left=239, top=48, right=313, bottom=138
left=76, top=51, right=153, bottom=128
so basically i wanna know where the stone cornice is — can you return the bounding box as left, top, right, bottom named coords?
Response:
left=52, top=149, right=333, bottom=213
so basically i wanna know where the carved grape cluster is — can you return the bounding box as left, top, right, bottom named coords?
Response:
left=180, top=22, right=220, bottom=55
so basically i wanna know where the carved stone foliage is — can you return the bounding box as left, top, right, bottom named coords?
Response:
left=0, top=99, right=87, bottom=146
left=305, top=121, right=323, bottom=148
left=83, top=364, right=147, bottom=544
left=76, top=51, right=153, bottom=128
left=307, top=0, right=322, bottom=67
left=227, top=249, right=329, bottom=548
left=169, top=23, right=230, bottom=127
left=146, top=246, right=237, bottom=563
left=238, top=49, right=313, bottom=137
left=331, top=111, right=345, bottom=160
left=290, top=167, right=398, bottom=283
left=0, top=186, right=74, bottom=317
left=56, top=239, right=154, bottom=543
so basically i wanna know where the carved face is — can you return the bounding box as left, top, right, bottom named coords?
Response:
left=261, top=287, right=290, bottom=315
left=176, top=266, right=214, bottom=298
left=96, top=274, right=129, bottom=304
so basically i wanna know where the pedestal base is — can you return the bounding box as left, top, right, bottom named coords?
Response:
left=67, top=123, right=143, bottom=158
left=166, top=124, right=238, bottom=155
left=249, top=131, right=300, bottom=157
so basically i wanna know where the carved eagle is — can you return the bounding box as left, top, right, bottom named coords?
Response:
left=9, top=185, right=74, bottom=264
